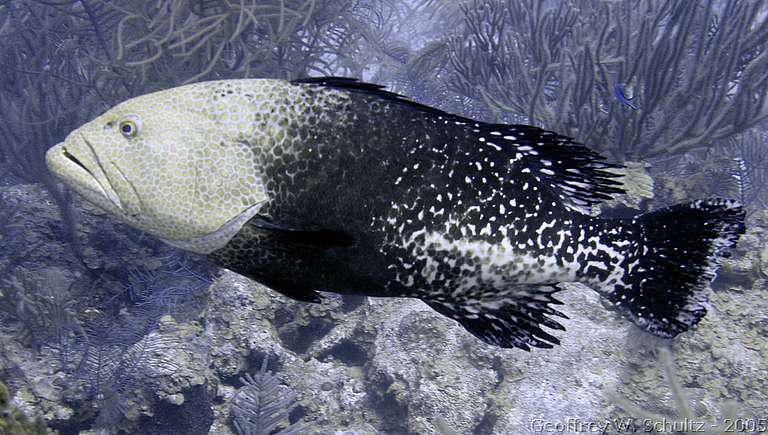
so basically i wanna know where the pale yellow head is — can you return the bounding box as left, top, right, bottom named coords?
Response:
left=46, top=80, right=277, bottom=253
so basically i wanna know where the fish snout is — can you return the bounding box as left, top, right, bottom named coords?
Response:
left=45, top=142, right=66, bottom=174
left=45, top=136, right=130, bottom=216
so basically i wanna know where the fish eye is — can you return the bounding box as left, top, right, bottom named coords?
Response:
left=118, top=115, right=141, bottom=138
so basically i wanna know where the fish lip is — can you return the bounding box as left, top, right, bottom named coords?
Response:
left=58, top=134, right=126, bottom=213
left=62, top=145, right=93, bottom=177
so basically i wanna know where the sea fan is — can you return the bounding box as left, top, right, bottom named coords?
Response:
left=231, top=359, right=304, bottom=435
left=33, top=0, right=121, bottom=61
left=722, top=130, right=768, bottom=212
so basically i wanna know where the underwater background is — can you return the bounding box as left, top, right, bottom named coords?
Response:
left=0, top=0, right=767, bottom=434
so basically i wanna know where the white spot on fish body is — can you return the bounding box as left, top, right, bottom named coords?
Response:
left=480, top=224, right=492, bottom=235
left=587, top=261, right=608, bottom=271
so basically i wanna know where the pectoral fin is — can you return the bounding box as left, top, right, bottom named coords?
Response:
left=247, top=216, right=356, bottom=253
left=214, top=216, right=356, bottom=303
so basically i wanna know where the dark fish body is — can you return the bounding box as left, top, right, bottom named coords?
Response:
left=209, top=78, right=744, bottom=349
left=47, top=77, right=745, bottom=350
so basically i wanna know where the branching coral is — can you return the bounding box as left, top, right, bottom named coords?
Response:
left=77, top=322, right=186, bottom=430
left=0, top=268, right=83, bottom=354
left=0, top=251, right=212, bottom=431
left=720, top=129, right=768, bottom=212
left=410, top=0, right=768, bottom=161
left=651, top=128, right=768, bottom=212
left=109, top=0, right=381, bottom=86
left=121, top=253, right=214, bottom=320
left=231, top=358, right=304, bottom=435
left=0, top=1, right=106, bottom=261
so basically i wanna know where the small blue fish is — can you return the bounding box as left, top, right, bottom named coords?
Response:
left=614, top=82, right=638, bottom=110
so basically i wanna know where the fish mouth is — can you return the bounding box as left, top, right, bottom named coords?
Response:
left=48, top=136, right=127, bottom=214
left=62, top=146, right=94, bottom=177
left=80, top=134, right=129, bottom=213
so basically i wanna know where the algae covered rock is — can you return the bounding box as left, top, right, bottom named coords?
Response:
left=275, top=282, right=630, bottom=434
left=203, top=271, right=371, bottom=434
left=0, top=380, right=47, bottom=435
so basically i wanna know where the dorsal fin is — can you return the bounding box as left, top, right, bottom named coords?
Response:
left=292, top=76, right=625, bottom=212
left=472, top=123, right=625, bottom=213
left=291, top=76, right=464, bottom=119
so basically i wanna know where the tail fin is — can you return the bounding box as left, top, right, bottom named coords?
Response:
left=607, top=199, right=745, bottom=338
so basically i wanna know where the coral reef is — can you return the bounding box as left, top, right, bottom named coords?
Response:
left=2, top=175, right=768, bottom=433
left=0, top=1, right=766, bottom=434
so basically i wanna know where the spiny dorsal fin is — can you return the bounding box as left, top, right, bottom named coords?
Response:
left=293, top=76, right=625, bottom=213
left=473, top=123, right=625, bottom=213
left=291, top=76, right=454, bottom=118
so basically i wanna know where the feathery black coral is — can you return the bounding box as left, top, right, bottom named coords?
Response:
left=232, top=359, right=304, bottom=435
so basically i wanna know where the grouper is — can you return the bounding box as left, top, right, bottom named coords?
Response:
left=46, top=77, right=745, bottom=350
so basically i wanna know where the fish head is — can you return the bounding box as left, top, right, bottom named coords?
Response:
left=46, top=81, right=269, bottom=253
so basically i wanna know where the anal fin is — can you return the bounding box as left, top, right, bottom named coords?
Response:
left=425, top=284, right=567, bottom=350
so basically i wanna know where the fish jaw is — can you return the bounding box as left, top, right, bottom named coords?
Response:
left=45, top=135, right=141, bottom=220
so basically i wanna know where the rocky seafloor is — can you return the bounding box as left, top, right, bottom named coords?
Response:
left=1, top=180, right=766, bottom=435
